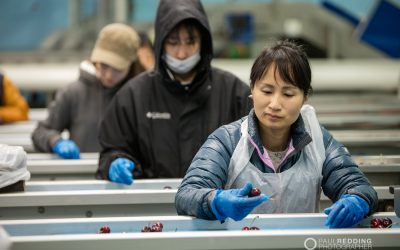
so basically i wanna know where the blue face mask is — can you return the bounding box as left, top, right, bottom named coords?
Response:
left=163, top=51, right=201, bottom=74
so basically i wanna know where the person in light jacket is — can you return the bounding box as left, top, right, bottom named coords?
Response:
left=32, top=23, right=150, bottom=159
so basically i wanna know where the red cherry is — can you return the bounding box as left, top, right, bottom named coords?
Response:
left=154, top=222, right=164, bottom=229
left=249, top=188, right=261, bottom=197
left=99, top=226, right=111, bottom=233
left=151, top=225, right=163, bottom=232
left=250, top=226, right=260, bottom=230
left=242, top=226, right=250, bottom=230
left=141, top=226, right=151, bottom=232
left=370, top=218, right=382, bottom=228
left=382, top=218, right=392, bottom=228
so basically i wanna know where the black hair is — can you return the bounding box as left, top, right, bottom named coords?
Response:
left=166, top=18, right=203, bottom=43
left=250, top=40, right=312, bottom=96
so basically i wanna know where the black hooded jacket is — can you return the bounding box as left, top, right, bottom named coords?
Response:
left=96, top=0, right=251, bottom=179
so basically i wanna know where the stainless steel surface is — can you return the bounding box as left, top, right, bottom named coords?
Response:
left=0, top=180, right=392, bottom=219
left=27, top=152, right=99, bottom=161
left=0, top=121, right=37, bottom=134
left=3, top=60, right=400, bottom=91
left=0, top=134, right=33, bottom=152
left=390, top=186, right=400, bottom=218
left=331, top=130, right=400, bottom=145
left=28, top=108, right=48, bottom=121
left=25, top=155, right=400, bottom=184
left=0, top=213, right=399, bottom=250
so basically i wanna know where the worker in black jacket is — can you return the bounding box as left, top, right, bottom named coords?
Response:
left=96, top=0, right=251, bottom=184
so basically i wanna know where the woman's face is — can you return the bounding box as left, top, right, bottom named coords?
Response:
left=251, top=64, right=306, bottom=133
left=95, top=63, right=129, bottom=88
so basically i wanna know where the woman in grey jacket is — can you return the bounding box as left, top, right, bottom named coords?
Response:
left=31, top=23, right=152, bottom=159
left=175, top=40, right=378, bottom=228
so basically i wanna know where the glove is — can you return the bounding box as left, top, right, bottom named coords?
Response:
left=324, top=194, right=369, bottom=228
left=108, top=158, right=135, bottom=185
left=210, top=182, right=269, bottom=221
left=52, top=139, right=80, bottom=159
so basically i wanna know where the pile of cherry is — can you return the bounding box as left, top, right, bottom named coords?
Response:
left=141, top=222, right=164, bottom=232
left=97, top=222, right=164, bottom=234
left=370, top=217, right=394, bottom=228
left=98, top=187, right=264, bottom=234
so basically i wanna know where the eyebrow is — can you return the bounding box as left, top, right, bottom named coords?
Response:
left=260, top=82, right=297, bottom=89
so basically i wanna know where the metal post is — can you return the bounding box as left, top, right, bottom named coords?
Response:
left=69, top=0, right=81, bottom=29
left=114, top=0, right=129, bottom=23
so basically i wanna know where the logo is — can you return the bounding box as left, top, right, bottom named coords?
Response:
left=303, top=237, right=373, bottom=249
left=304, top=238, right=317, bottom=250
left=146, top=112, right=171, bottom=120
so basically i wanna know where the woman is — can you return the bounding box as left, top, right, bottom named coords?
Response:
left=32, top=23, right=153, bottom=159
left=175, top=40, right=378, bottom=228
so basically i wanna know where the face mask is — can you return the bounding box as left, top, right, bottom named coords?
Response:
left=163, top=51, right=201, bottom=74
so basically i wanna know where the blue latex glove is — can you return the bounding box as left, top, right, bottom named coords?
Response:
left=324, top=194, right=369, bottom=228
left=108, top=158, right=135, bottom=185
left=210, top=182, right=269, bottom=221
left=52, top=139, right=80, bottom=159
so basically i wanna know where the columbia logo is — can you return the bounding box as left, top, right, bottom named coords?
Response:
left=146, top=112, right=171, bottom=119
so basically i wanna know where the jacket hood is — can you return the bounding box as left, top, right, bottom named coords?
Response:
left=154, top=0, right=213, bottom=73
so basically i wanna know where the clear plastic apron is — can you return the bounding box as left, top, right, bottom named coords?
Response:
left=225, top=105, right=325, bottom=213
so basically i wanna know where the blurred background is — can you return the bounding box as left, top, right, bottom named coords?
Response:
left=0, top=0, right=399, bottom=107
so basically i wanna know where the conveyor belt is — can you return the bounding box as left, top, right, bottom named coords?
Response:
left=0, top=213, right=399, bottom=250
left=0, top=181, right=392, bottom=219
left=4, top=59, right=400, bottom=91
left=27, top=152, right=98, bottom=160
left=2, top=129, right=398, bottom=154
left=25, top=155, right=400, bottom=185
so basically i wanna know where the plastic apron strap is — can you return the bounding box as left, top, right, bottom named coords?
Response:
left=225, top=118, right=254, bottom=189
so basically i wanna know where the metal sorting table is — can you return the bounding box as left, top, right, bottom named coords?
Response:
left=26, top=155, right=400, bottom=185
left=27, top=153, right=99, bottom=180
left=0, top=180, right=180, bottom=219
left=0, top=213, right=399, bottom=250
left=3, top=129, right=397, bottom=154
left=0, top=180, right=393, bottom=219
left=5, top=59, right=400, bottom=91
left=329, top=129, right=400, bottom=155
left=27, top=152, right=99, bottom=161
left=352, top=155, right=400, bottom=186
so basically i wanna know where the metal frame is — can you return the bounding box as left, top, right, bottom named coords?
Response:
left=0, top=213, right=399, bottom=250
left=0, top=180, right=393, bottom=219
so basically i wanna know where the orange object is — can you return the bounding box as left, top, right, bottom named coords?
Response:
left=0, top=74, right=29, bottom=124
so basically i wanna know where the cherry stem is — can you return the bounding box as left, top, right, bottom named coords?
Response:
left=249, top=215, right=259, bottom=227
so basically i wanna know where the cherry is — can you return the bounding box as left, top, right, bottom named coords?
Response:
left=370, top=218, right=382, bottom=228
left=141, top=222, right=164, bottom=232
left=249, top=188, right=261, bottom=197
left=242, top=226, right=250, bottom=230
left=141, top=226, right=151, bottom=232
left=98, top=226, right=111, bottom=234
left=154, top=222, right=164, bottom=229
left=382, top=218, right=392, bottom=228
left=250, top=226, right=260, bottom=230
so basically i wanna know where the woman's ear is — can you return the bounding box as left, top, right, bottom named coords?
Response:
left=303, top=94, right=308, bottom=104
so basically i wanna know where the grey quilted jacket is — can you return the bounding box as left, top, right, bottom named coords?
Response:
left=175, top=109, right=378, bottom=220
